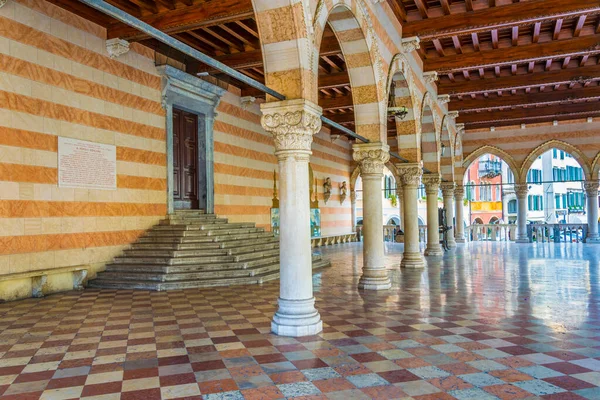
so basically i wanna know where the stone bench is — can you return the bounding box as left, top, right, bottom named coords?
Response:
left=311, top=233, right=357, bottom=247
left=0, top=266, right=88, bottom=300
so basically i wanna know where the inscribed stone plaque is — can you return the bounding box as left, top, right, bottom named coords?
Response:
left=58, top=137, right=117, bottom=190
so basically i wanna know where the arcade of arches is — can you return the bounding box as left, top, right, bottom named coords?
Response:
left=2, top=0, right=600, bottom=398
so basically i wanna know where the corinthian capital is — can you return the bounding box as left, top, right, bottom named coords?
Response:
left=441, top=182, right=456, bottom=197
left=423, top=71, right=439, bottom=84
left=422, top=174, right=441, bottom=193
left=106, top=38, right=130, bottom=59
left=584, top=180, right=599, bottom=195
left=515, top=183, right=529, bottom=198
left=397, top=162, right=423, bottom=187
left=352, top=142, right=390, bottom=176
left=260, top=99, right=322, bottom=153
left=454, top=184, right=465, bottom=199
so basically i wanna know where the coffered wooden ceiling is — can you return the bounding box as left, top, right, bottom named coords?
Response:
left=49, top=0, right=600, bottom=134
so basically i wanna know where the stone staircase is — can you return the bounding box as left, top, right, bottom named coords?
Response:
left=89, top=210, right=331, bottom=290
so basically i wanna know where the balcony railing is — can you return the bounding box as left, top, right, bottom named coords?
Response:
left=527, top=224, right=588, bottom=243
left=466, top=224, right=516, bottom=242
left=478, top=160, right=502, bottom=179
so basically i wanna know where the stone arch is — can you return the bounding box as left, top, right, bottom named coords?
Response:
left=439, top=115, right=455, bottom=182
left=313, top=0, right=386, bottom=141
left=252, top=0, right=316, bottom=101
left=420, top=92, right=440, bottom=174
left=519, top=140, right=592, bottom=183
left=593, top=151, right=600, bottom=180
left=461, top=145, right=519, bottom=184
left=385, top=54, right=420, bottom=163
left=350, top=165, right=361, bottom=192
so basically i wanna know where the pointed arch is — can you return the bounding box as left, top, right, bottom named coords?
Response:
left=461, top=145, right=519, bottom=184
left=350, top=165, right=361, bottom=191
left=313, top=0, right=386, bottom=141
left=252, top=0, right=316, bottom=101
left=420, top=92, right=440, bottom=173
left=519, top=140, right=592, bottom=183
left=440, top=114, right=455, bottom=182
left=385, top=54, right=420, bottom=163
left=593, top=151, right=600, bottom=180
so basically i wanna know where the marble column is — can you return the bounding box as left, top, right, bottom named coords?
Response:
left=585, top=180, right=600, bottom=243
left=454, top=185, right=466, bottom=243
left=515, top=183, right=529, bottom=243
left=396, top=183, right=404, bottom=231
left=350, top=189, right=357, bottom=232
left=397, top=163, right=426, bottom=268
left=260, top=99, right=322, bottom=336
left=441, top=182, right=457, bottom=249
left=423, top=174, right=443, bottom=256
left=352, top=142, right=391, bottom=290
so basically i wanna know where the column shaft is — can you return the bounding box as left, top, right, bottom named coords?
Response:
left=441, top=183, right=457, bottom=248
left=397, top=163, right=426, bottom=268
left=261, top=99, right=322, bottom=337
left=423, top=175, right=443, bottom=256
left=515, top=184, right=529, bottom=243
left=397, top=184, right=404, bottom=231
left=585, top=180, right=600, bottom=243
left=353, top=143, right=391, bottom=290
left=454, top=185, right=465, bottom=243
left=350, top=190, right=357, bottom=232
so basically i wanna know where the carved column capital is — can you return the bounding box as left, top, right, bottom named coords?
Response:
left=261, top=99, right=322, bottom=155
left=396, top=162, right=423, bottom=187
left=515, top=183, right=529, bottom=198
left=441, top=182, right=456, bottom=198
left=423, top=71, right=439, bottom=84
left=401, top=36, right=420, bottom=53
left=447, top=111, right=459, bottom=121
left=438, top=95, right=450, bottom=105
left=352, top=142, right=390, bottom=176
left=584, top=180, right=600, bottom=196
left=106, top=38, right=130, bottom=59
left=422, top=174, right=441, bottom=194
left=454, top=184, right=465, bottom=199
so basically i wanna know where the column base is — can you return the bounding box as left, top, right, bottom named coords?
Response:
left=586, top=236, right=600, bottom=243
left=447, top=239, right=457, bottom=249
left=455, top=236, right=466, bottom=243
left=401, top=252, right=426, bottom=268
left=516, top=237, right=529, bottom=243
left=358, top=273, right=391, bottom=290
left=271, top=297, right=323, bottom=337
left=424, top=245, right=443, bottom=256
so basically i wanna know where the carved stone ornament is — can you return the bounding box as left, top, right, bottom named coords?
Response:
left=447, top=111, right=459, bottom=121
left=401, top=37, right=421, bottom=53
left=323, top=177, right=332, bottom=204
left=0, top=0, right=7, bottom=8
left=422, top=174, right=442, bottom=193
left=106, top=38, right=130, bottom=59
left=454, top=184, right=465, bottom=199
left=440, top=182, right=456, bottom=197
left=339, top=181, right=348, bottom=205
left=352, top=143, right=390, bottom=176
left=438, top=94, right=451, bottom=105
left=423, top=71, right=439, bottom=84
left=261, top=100, right=322, bottom=153
left=397, top=162, right=423, bottom=187
left=455, top=123, right=465, bottom=135
left=584, top=180, right=600, bottom=196
left=515, top=183, right=529, bottom=198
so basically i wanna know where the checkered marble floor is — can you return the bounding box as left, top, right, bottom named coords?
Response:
left=1, top=242, right=600, bottom=399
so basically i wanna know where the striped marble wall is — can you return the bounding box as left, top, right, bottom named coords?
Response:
left=0, top=0, right=167, bottom=282
left=213, top=90, right=354, bottom=235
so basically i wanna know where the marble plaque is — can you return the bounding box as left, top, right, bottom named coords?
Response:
left=58, top=137, right=117, bottom=190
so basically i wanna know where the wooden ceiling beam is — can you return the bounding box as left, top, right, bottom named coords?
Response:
left=401, top=0, right=600, bottom=41
left=320, top=94, right=354, bottom=110
left=457, top=101, right=600, bottom=124
left=413, top=0, right=429, bottom=19
left=450, top=85, right=600, bottom=112
left=465, top=112, right=600, bottom=129
left=439, top=63, right=600, bottom=95
left=107, top=0, right=254, bottom=41
left=425, top=34, right=600, bottom=73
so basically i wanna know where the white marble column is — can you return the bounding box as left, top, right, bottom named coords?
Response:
left=350, top=189, right=357, bottom=232
left=441, top=182, right=457, bottom=249
left=397, top=163, right=426, bottom=268
left=454, top=185, right=465, bottom=243
left=260, top=99, right=322, bottom=336
left=423, top=174, right=443, bottom=256
left=396, top=183, right=404, bottom=231
left=585, top=180, right=600, bottom=243
left=515, top=183, right=529, bottom=243
left=352, top=143, right=391, bottom=290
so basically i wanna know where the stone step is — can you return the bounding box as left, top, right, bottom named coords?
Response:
left=136, top=231, right=274, bottom=244
left=105, top=255, right=281, bottom=274
left=123, top=241, right=279, bottom=258
left=149, top=223, right=257, bottom=233
left=145, top=227, right=265, bottom=238
left=131, top=237, right=278, bottom=251
left=99, top=262, right=280, bottom=282
left=114, top=248, right=280, bottom=266
left=173, top=210, right=206, bottom=215
left=159, top=217, right=227, bottom=226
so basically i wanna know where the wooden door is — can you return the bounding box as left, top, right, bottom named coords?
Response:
left=172, top=108, right=199, bottom=209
